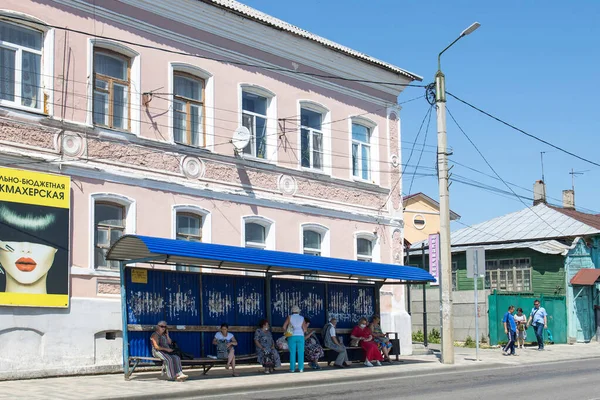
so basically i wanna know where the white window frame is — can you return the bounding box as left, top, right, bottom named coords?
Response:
left=300, top=223, right=330, bottom=257
left=349, top=116, right=379, bottom=185
left=171, top=204, right=211, bottom=243
left=87, top=39, right=140, bottom=135
left=242, top=215, right=275, bottom=250
left=0, top=11, right=54, bottom=115
left=239, top=84, right=277, bottom=163
left=354, top=231, right=380, bottom=263
left=90, top=193, right=136, bottom=272
left=485, top=258, right=532, bottom=293
left=168, top=63, right=214, bottom=150
left=297, top=100, right=331, bottom=175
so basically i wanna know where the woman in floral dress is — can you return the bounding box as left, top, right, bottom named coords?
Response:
left=304, top=317, right=324, bottom=369
left=254, top=319, right=281, bottom=374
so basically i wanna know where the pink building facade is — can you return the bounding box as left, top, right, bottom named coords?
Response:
left=0, top=0, right=420, bottom=378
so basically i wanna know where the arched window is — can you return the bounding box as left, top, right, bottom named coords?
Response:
left=169, top=63, right=214, bottom=148
left=355, top=232, right=379, bottom=263
left=240, top=84, right=277, bottom=161
left=0, top=19, right=45, bottom=111
left=242, top=216, right=274, bottom=250
left=91, top=193, right=136, bottom=270
left=301, top=223, right=330, bottom=257
left=88, top=39, right=140, bottom=134
left=350, top=117, right=378, bottom=183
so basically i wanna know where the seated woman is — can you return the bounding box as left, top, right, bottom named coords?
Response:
left=351, top=317, right=384, bottom=367
left=304, top=317, right=325, bottom=370
left=213, top=323, right=239, bottom=376
left=254, top=319, right=281, bottom=374
left=369, top=315, right=393, bottom=363
left=150, top=321, right=188, bottom=382
left=322, top=317, right=350, bottom=368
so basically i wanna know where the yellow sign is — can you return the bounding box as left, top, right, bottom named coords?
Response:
left=0, top=167, right=70, bottom=209
left=0, top=167, right=71, bottom=308
left=131, top=269, right=148, bottom=284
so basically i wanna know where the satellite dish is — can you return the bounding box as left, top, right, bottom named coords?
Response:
left=232, top=126, right=250, bottom=151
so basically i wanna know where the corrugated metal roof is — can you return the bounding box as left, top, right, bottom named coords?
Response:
left=450, top=203, right=600, bottom=246
left=410, top=239, right=572, bottom=256
left=107, top=235, right=435, bottom=283
left=570, top=268, right=600, bottom=285
left=200, top=0, right=422, bottom=81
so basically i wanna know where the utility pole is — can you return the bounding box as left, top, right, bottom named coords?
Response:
left=435, top=22, right=480, bottom=365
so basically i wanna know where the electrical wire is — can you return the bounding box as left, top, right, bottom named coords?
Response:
left=378, top=105, right=433, bottom=209
left=6, top=15, right=426, bottom=88
left=407, top=105, right=433, bottom=195
left=447, top=91, right=600, bottom=168
left=446, top=106, right=569, bottom=237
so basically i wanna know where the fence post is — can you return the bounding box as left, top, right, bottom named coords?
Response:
left=489, top=289, right=498, bottom=345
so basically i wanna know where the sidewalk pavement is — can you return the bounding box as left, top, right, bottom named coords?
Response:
left=3, top=343, right=600, bottom=400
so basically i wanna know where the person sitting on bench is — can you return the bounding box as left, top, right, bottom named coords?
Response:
left=322, top=317, right=350, bottom=368
left=351, top=317, right=384, bottom=367
left=369, top=315, right=393, bottom=363
left=213, top=323, right=239, bottom=377
left=150, top=321, right=188, bottom=382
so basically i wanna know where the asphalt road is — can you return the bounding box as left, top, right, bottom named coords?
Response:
left=196, top=358, right=600, bottom=400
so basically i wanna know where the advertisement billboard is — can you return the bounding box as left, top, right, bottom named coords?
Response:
left=428, top=233, right=439, bottom=286
left=0, top=167, right=70, bottom=307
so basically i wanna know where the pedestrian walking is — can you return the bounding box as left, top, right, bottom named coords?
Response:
left=502, top=305, right=517, bottom=356
left=514, top=308, right=527, bottom=349
left=527, top=299, right=548, bottom=350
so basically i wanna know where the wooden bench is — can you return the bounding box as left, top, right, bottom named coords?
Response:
left=126, top=354, right=258, bottom=380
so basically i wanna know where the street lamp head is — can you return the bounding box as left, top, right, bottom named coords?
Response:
left=460, top=22, right=481, bottom=37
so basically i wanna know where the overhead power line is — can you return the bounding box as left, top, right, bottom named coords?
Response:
left=446, top=106, right=568, bottom=237
left=447, top=91, right=600, bottom=168
left=6, top=15, right=426, bottom=89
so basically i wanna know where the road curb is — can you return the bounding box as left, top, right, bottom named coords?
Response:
left=102, top=362, right=508, bottom=400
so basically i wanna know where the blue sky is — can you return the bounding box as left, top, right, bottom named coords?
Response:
left=242, top=0, right=600, bottom=228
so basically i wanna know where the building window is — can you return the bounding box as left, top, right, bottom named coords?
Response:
left=413, top=214, right=426, bottom=230
left=485, top=258, right=532, bottom=292
left=303, top=230, right=322, bottom=256
left=245, top=222, right=266, bottom=249
left=176, top=213, right=202, bottom=242
left=173, top=72, right=204, bottom=147
left=352, top=123, right=371, bottom=180
left=357, top=238, right=373, bottom=262
left=0, top=21, right=43, bottom=109
left=242, top=91, right=268, bottom=158
left=93, top=49, right=130, bottom=130
left=94, top=203, right=125, bottom=269
left=300, top=108, right=323, bottom=170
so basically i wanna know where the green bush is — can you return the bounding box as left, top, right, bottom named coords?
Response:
left=464, top=335, right=475, bottom=347
left=412, top=330, right=424, bottom=342
left=428, top=328, right=441, bottom=344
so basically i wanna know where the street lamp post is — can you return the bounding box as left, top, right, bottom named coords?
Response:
left=436, top=22, right=480, bottom=365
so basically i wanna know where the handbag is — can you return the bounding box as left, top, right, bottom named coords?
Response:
left=216, top=340, right=229, bottom=359
left=283, top=323, right=294, bottom=338
left=170, top=341, right=194, bottom=360
left=276, top=336, right=289, bottom=350
left=350, top=338, right=360, bottom=347
left=262, top=349, right=275, bottom=368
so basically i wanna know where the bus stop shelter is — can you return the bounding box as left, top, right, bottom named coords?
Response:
left=107, top=235, right=436, bottom=377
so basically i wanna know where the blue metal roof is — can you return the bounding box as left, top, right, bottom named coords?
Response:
left=107, top=235, right=435, bottom=283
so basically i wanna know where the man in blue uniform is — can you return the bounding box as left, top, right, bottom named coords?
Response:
left=502, top=305, right=517, bottom=356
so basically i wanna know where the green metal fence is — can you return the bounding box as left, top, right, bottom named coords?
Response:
left=488, top=291, right=566, bottom=345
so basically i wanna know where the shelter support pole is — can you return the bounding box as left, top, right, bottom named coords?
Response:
left=120, top=261, right=130, bottom=380
left=266, top=273, right=272, bottom=323
left=406, top=251, right=412, bottom=315
left=423, top=284, right=428, bottom=348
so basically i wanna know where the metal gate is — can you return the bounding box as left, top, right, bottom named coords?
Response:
left=488, top=291, right=567, bottom=345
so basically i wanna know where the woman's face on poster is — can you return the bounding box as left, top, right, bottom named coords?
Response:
left=0, top=241, right=57, bottom=284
